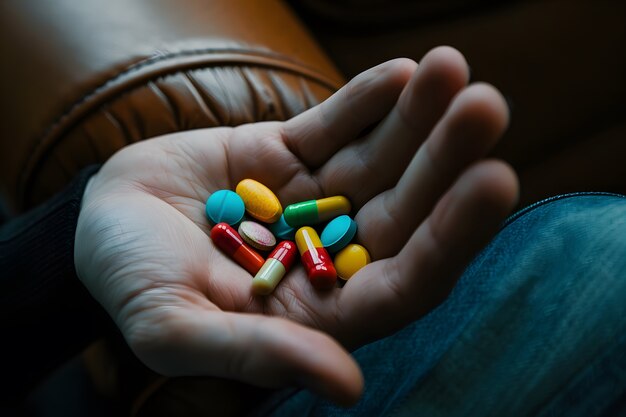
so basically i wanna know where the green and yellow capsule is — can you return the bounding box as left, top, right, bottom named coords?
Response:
left=283, top=196, right=351, bottom=228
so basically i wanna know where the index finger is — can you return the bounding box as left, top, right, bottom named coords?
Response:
left=283, top=59, right=416, bottom=169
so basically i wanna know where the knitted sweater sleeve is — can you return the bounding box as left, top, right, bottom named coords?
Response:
left=0, top=165, right=108, bottom=401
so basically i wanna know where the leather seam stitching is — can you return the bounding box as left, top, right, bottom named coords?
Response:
left=18, top=47, right=342, bottom=206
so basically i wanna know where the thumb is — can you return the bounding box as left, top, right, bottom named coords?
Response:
left=127, top=310, right=364, bottom=406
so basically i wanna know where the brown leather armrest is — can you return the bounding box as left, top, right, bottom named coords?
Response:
left=0, top=0, right=344, bottom=212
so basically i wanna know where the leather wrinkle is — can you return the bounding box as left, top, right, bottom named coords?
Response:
left=261, top=70, right=282, bottom=120
left=268, top=70, right=298, bottom=120
left=147, top=80, right=182, bottom=131
left=81, top=124, right=103, bottom=161
left=244, top=68, right=279, bottom=121
left=180, top=72, right=221, bottom=127
left=17, top=47, right=341, bottom=207
left=128, top=94, right=149, bottom=141
left=240, top=67, right=261, bottom=123
left=103, top=109, right=134, bottom=147
left=299, top=77, right=316, bottom=110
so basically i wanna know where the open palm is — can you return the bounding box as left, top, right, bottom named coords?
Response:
left=75, top=47, right=518, bottom=405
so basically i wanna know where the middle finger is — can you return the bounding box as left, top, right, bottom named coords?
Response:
left=316, top=46, right=470, bottom=207
left=357, top=82, right=510, bottom=259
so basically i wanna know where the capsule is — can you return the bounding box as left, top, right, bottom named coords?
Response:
left=334, top=244, right=371, bottom=280
left=284, top=196, right=351, bottom=228
left=210, top=222, right=264, bottom=275
left=251, top=241, right=297, bottom=295
left=268, top=214, right=296, bottom=240
left=236, top=179, right=282, bottom=223
left=295, top=227, right=337, bottom=290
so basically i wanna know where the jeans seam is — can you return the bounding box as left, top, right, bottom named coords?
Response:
left=502, top=192, right=626, bottom=230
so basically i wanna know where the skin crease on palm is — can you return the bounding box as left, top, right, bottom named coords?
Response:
left=74, top=46, right=519, bottom=406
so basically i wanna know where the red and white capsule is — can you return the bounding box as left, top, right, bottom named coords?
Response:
left=210, top=222, right=264, bottom=275
left=251, top=241, right=297, bottom=295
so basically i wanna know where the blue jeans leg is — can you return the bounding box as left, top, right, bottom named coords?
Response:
left=254, top=193, right=626, bottom=417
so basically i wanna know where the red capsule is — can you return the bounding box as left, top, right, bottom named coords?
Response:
left=210, top=222, right=264, bottom=275
left=295, top=227, right=337, bottom=290
left=268, top=241, right=297, bottom=270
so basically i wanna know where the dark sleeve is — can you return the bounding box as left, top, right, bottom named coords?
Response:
left=0, top=165, right=110, bottom=401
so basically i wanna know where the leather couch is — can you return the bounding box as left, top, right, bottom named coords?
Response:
left=0, top=0, right=343, bottom=215
left=1, top=0, right=624, bottom=415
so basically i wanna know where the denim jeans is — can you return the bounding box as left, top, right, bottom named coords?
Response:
left=253, top=193, right=626, bottom=417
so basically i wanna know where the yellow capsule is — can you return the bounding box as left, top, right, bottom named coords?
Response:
left=334, top=244, right=370, bottom=280
left=295, top=226, right=324, bottom=253
left=235, top=179, right=283, bottom=223
left=316, top=196, right=351, bottom=219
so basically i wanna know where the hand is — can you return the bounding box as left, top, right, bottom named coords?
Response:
left=75, top=46, right=518, bottom=406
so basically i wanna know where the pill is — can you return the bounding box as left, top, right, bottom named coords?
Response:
left=210, top=222, right=264, bottom=275
left=334, top=244, right=371, bottom=280
left=238, top=221, right=277, bottom=251
left=295, top=227, right=337, bottom=290
left=320, top=215, right=357, bottom=253
left=268, top=214, right=296, bottom=240
left=205, top=190, right=245, bottom=226
left=235, top=179, right=282, bottom=223
left=284, top=196, right=351, bottom=228
left=252, top=241, right=297, bottom=295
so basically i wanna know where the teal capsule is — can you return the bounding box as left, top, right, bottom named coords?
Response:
left=268, top=214, right=296, bottom=240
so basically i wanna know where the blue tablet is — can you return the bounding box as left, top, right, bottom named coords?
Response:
left=205, top=189, right=245, bottom=226
left=320, top=215, right=357, bottom=253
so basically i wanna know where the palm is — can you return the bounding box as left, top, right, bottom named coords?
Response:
left=81, top=122, right=389, bottom=345
left=75, top=48, right=519, bottom=404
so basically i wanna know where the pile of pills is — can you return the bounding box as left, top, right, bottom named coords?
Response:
left=206, top=179, right=371, bottom=295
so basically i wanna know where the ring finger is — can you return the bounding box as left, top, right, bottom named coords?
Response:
left=356, top=82, right=510, bottom=259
